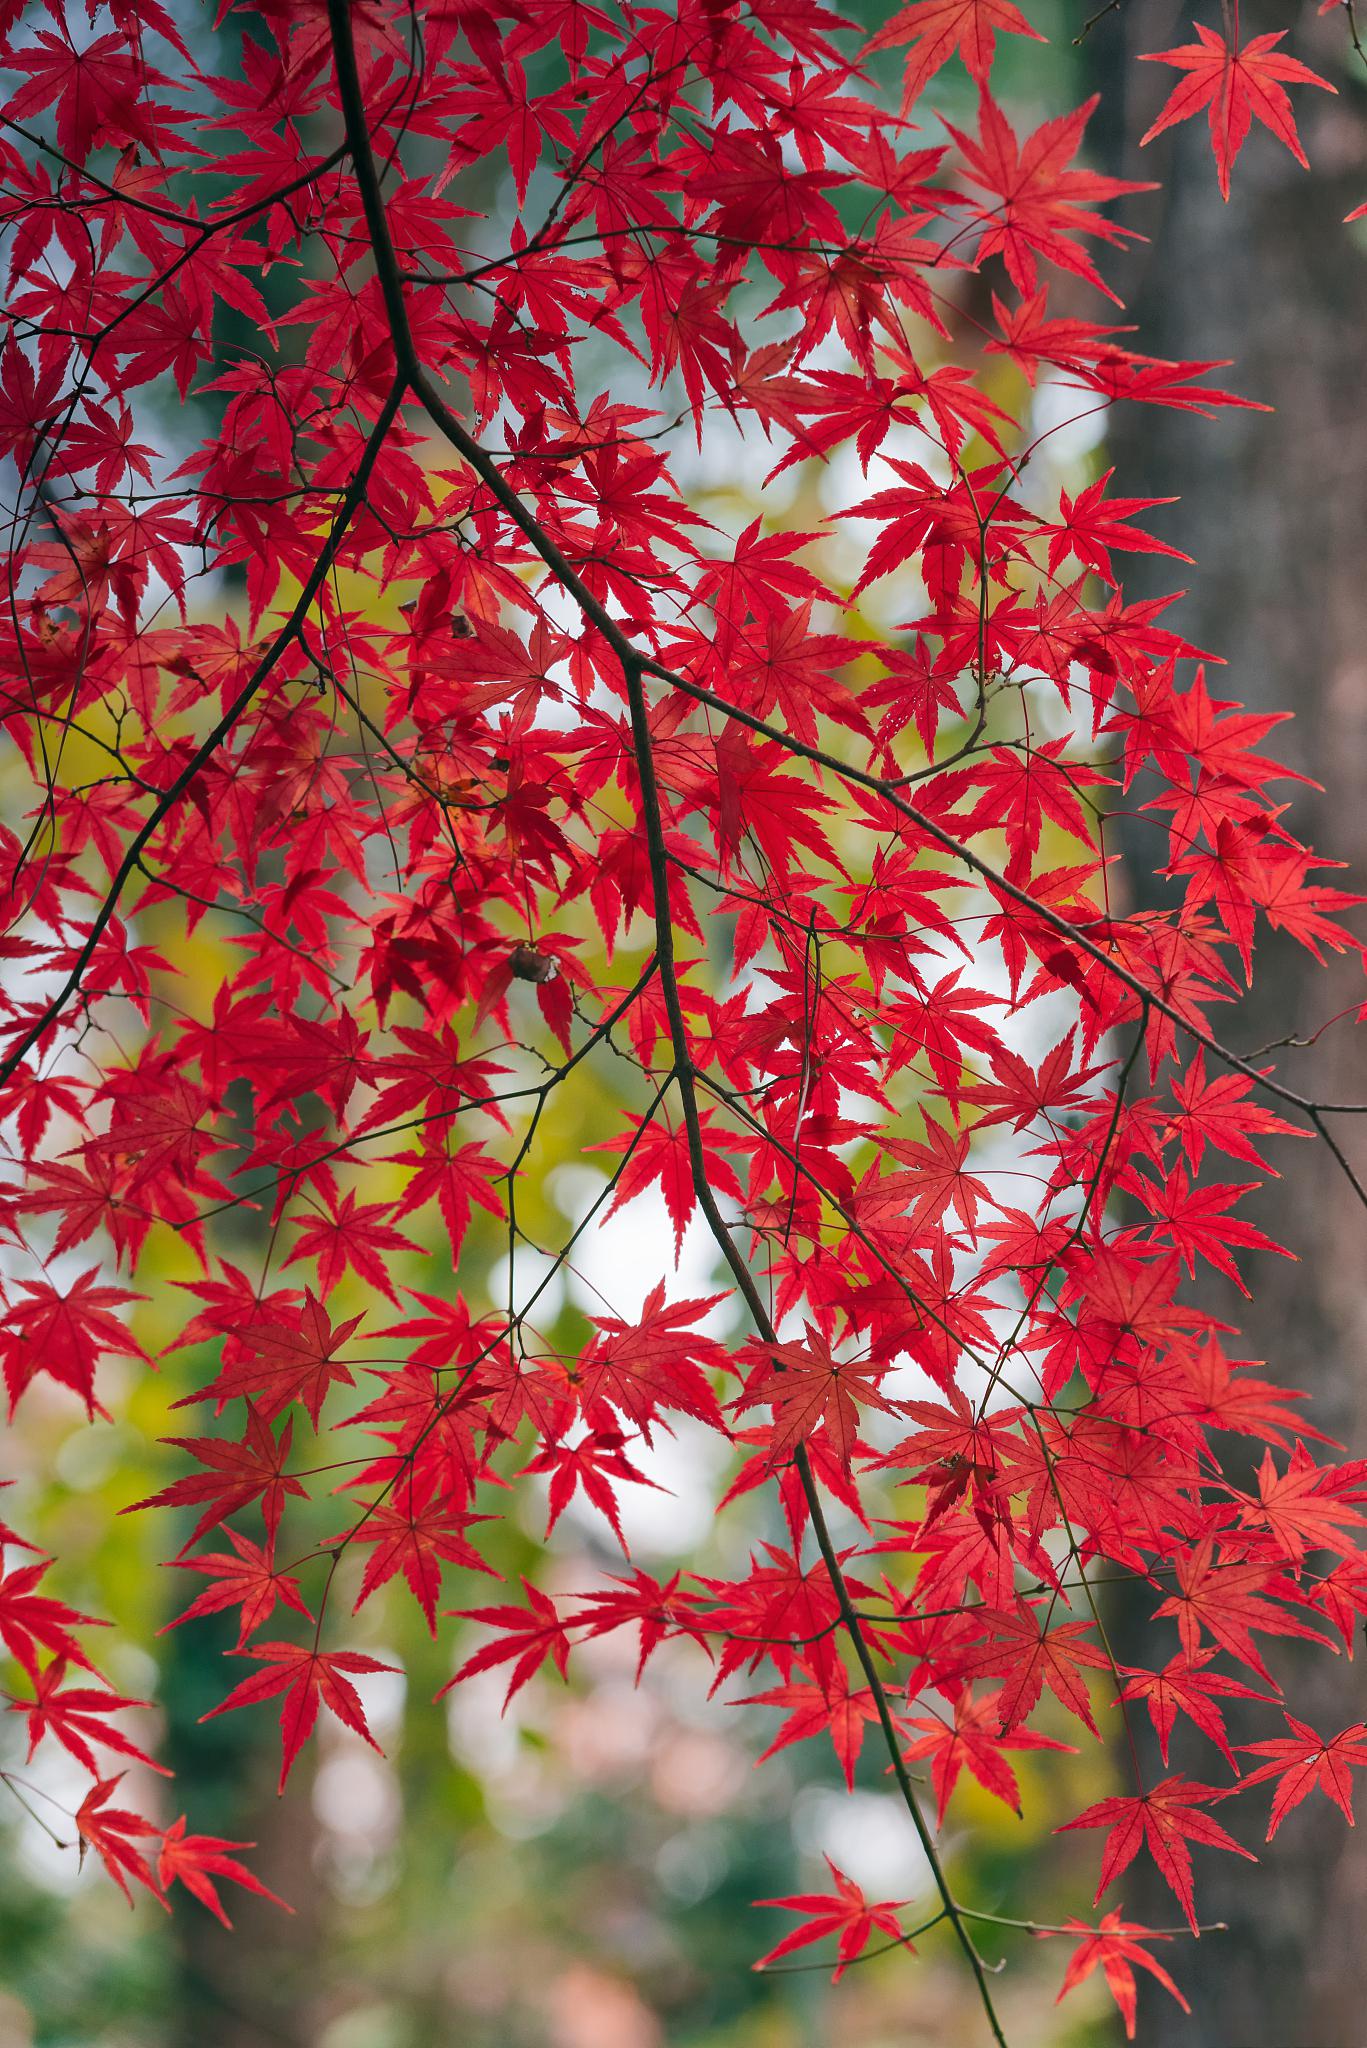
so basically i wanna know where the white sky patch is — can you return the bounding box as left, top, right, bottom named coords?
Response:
left=565, top=1414, right=733, bottom=1561
left=1026, top=372, right=1110, bottom=483
left=793, top=1784, right=932, bottom=1899
left=559, top=1175, right=741, bottom=1336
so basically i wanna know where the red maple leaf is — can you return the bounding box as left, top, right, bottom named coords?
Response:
left=735, top=1322, right=900, bottom=1470
left=1044, top=1912, right=1191, bottom=2040
left=1059, top=1776, right=1256, bottom=1933
left=754, top=1858, right=908, bottom=1980
left=75, top=1776, right=163, bottom=1905
left=202, top=1642, right=399, bottom=1791
left=0, top=1558, right=105, bottom=1681
left=741, top=1661, right=884, bottom=1790
left=443, top=1580, right=572, bottom=1705
left=575, top=1284, right=732, bottom=1437
left=12, top=1658, right=168, bottom=1778
left=593, top=1114, right=746, bottom=1261
left=1242, top=1442, right=1367, bottom=1564
left=158, top=1815, right=292, bottom=1927
left=1140, top=24, right=1335, bottom=201
left=902, top=1686, right=1072, bottom=1824
left=1239, top=1714, right=1367, bottom=1838
left=180, top=1293, right=362, bottom=1426
left=1119, top=1651, right=1270, bottom=1770
left=344, top=1477, right=495, bottom=1633
left=567, top=1568, right=710, bottom=1680
left=867, top=0, right=1044, bottom=107
left=1044, top=470, right=1191, bottom=587
left=2, top=31, right=184, bottom=162
left=521, top=1423, right=661, bottom=1548
left=284, top=1189, right=421, bottom=1302
left=1152, top=1537, right=1329, bottom=1679
left=163, top=1528, right=313, bottom=1646
left=953, top=1595, right=1111, bottom=1733
left=945, top=93, right=1151, bottom=301
left=129, top=1405, right=307, bottom=1549
left=0, top=1269, right=146, bottom=1418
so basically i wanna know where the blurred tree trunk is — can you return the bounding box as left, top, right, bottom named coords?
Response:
left=159, top=1147, right=324, bottom=2048
left=162, top=1617, right=322, bottom=2048
left=1089, top=5, right=1367, bottom=2041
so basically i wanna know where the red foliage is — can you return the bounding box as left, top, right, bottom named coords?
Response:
left=0, top=0, right=1362, bottom=2035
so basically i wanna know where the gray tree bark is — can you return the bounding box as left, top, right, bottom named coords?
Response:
left=1088, top=6, right=1367, bottom=2041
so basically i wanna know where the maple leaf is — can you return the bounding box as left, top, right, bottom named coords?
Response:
left=574, top=1284, right=732, bottom=1437
left=163, top=1528, right=313, bottom=1646
left=734, top=1322, right=900, bottom=1470
left=1045, top=1912, right=1191, bottom=2040
left=158, top=1815, right=292, bottom=1926
left=902, top=1686, right=1072, bottom=1824
left=1239, top=1714, right=1367, bottom=1838
left=202, top=1643, right=399, bottom=1791
left=1119, top=1652, right=1270, bottom=1770
left=12, top=1658, right=169, bottom=1778
left=443, top=1580, right=572, bottom=1704
left=344, top=1479, right=496, bottom=1633
left=1310, top=1555, right=1367, bottom=1655
left=699, top=1543, right=860, bottom=1691
left=945, top=93, right=1151, bottom=301
left=75, top=1777, right=163, bottom=1906
left=1164, top=1055, right=1305, bottom=1174
left=0, top=1558, right=106, bottom=1681
left=0, top=1269, right=147, bottom=1419
left=567, top=1567, right=710, bottom=1679
left=1242, top=1442, right=1367, bottom=1564
left=1044, top=470, right=1191, bottom=587
left=754, top=1858, right=909, bottom=1980
left=390, top=1138, right=505, bottom=1258
left=872, top=1384, right=1023, bottom=1528
left=180, top=1293, right=362, bottom=1426
left=521, top=1424, right=661, bottom=1548
left=1140, top=25, right=1335, bottom=201
left=128, top=1405, right=307, bottom=1550
left=867, top=0, right=1044, bottom=108
left=741, top=1661, right=884, bottom=1789
left=284, top=1189, right=421, bottom=1302
left=953, top=1595, right=1111, bottom=1733
left=3, top=31, right=184, bottom=162
left=0, top=342, right=67, bottom=464
left=878, top=1117, right=990, bottom=1239
left=593, top=1114, right=746, bottom=1261
left=693, top=521, right=832, bottom=648
left=1059, top=1776, right=1255, bottom=1933
left=1152, top=1537, right=1330, bottom=1679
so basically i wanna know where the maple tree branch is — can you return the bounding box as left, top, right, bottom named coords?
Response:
left=317, top=14, right=1367, bottom=1142
left=5, top=0, right=1363, bottom=2010
left=323, top=11, right=1015, bottom=2038
left=314, top=16, right=1348, bottom=2029
left=620, top=648, right=1010, bottom=2046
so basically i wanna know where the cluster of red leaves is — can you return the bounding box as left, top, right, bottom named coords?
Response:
left=0, top=0, right=1360, bottom=2035
left=0, top=1498, right=286, bottom=1921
